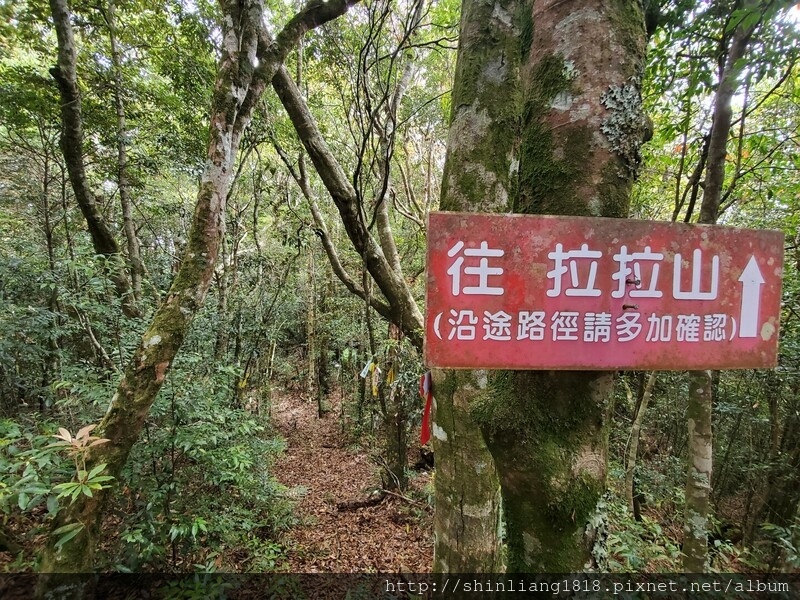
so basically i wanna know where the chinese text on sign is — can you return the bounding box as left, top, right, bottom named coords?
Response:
left=425, top=213, right=783, bottom=370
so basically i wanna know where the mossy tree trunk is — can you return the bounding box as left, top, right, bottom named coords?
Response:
left=36, top=0, right=359, bottom=588
left=435, top=0, right=648, bottom=571
left=432, top=370, right=505, bottom=572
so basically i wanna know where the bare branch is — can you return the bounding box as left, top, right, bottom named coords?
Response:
left=272, top=140, right=394, bottom=321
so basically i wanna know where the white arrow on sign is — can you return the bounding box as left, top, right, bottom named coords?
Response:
left=738, top=256, right=765, bottom=338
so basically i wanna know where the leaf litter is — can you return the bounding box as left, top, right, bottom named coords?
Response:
left=271, top=389, right=433, bottom=573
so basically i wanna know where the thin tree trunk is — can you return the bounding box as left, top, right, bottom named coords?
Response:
left=41, top=144, right=61, bottom=406
left=712, top=403, right=744, bottom=506
left=214, top=238, right=230, bottom=362
left=48, top=0, right=139, bottom=318
left=318, top=266, right=332, bottom=398
left=383, top=323, right=408, bottom=491
left=684, top=369, right=714, bottom=572
left=626, top=372, right=656, bottom=517
left=106, top=0, right=144, bottom=303
left=307, top=249, right=318, bottom=400
left=683, top=0, right=759, bottom=573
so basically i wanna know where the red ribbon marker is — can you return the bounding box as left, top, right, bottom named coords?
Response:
left=419, top=371, right=433, bottom=446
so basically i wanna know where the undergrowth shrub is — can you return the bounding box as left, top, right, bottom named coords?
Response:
left=113, top=353, right=293, bottom=572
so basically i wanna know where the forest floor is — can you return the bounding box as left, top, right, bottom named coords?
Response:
left=271, top=389, right=433, bottom=572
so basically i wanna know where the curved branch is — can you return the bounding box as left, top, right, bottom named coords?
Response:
left=271, top=65, right=424, bottom=349
left=272, top=141, right=394, bottom=321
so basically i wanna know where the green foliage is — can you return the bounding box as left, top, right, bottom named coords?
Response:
left=761, top=521, right=800, bottom=570
left=606, top=465, right=683, bottom=572
left=108, top=339, right=294, bottom=571
left=0, top=418, right=67, bottom=519
left=51, top=521, right=85, bottom=551
left=0, top=417, right=119, bottom=559
left=0, top=0, right=798, bottom=576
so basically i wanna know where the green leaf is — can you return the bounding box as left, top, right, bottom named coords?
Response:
left=170, top=525, right=181, bottom=542
left=17, top=491, right=28, bottom=510
left=54, top=481, right=81, bottom=500
left=89, top=475, right=114, bottom=483
left=87, top=463, right=108, bottom=479
left=53, top=522, right=84, bottom=549
left=22, top=484, right=50, bottom=496
left=52, top=521, right=83, bottom=536
left=46, top=495, right=59, bottom=515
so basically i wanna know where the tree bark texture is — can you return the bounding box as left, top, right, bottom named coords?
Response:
left=432, top=370, right=504, bottom=572
left=435, top=0, right=647, bottom=572
left=683, top=369, right=713, bottom=573
left=36, top=0, right=359, bottom=585
left=48, top=0, right=139, bottom=318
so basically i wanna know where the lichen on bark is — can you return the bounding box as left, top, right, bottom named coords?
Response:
left=434, top=0, right=648, bottom=574
left=600, top=81, right=651, bottom=177
left=432, top=370, right=504, bottom=572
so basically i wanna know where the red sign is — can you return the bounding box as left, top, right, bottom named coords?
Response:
left=425, top=213, right=784, bottom=370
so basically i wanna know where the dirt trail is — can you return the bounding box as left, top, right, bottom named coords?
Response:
left=271, top=390, right=433, bottom=572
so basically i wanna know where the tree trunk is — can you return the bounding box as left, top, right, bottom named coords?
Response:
left=48, top=0, right=139, bottom=318
left=41, top=144, right=61, bottom=407
left=626, top=372, right=656, bottom=518
left=432, top=370, right=504, bottom=572
left=683, top=369, right=713, bottom=572
left=435, top=0, right=648, bottom=572
left=106, top=0, right=144, bottom=303
left=683, top=0, right=759, bottom=573
left=307, top=249, right=318, bottom=402
left=317, top=267, right=332, bottom=399
left=214, top=238, right=230, bottom=362
left=383, top=323, right=408, bottom=491
left=36, top=0, right=359, bottom=589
